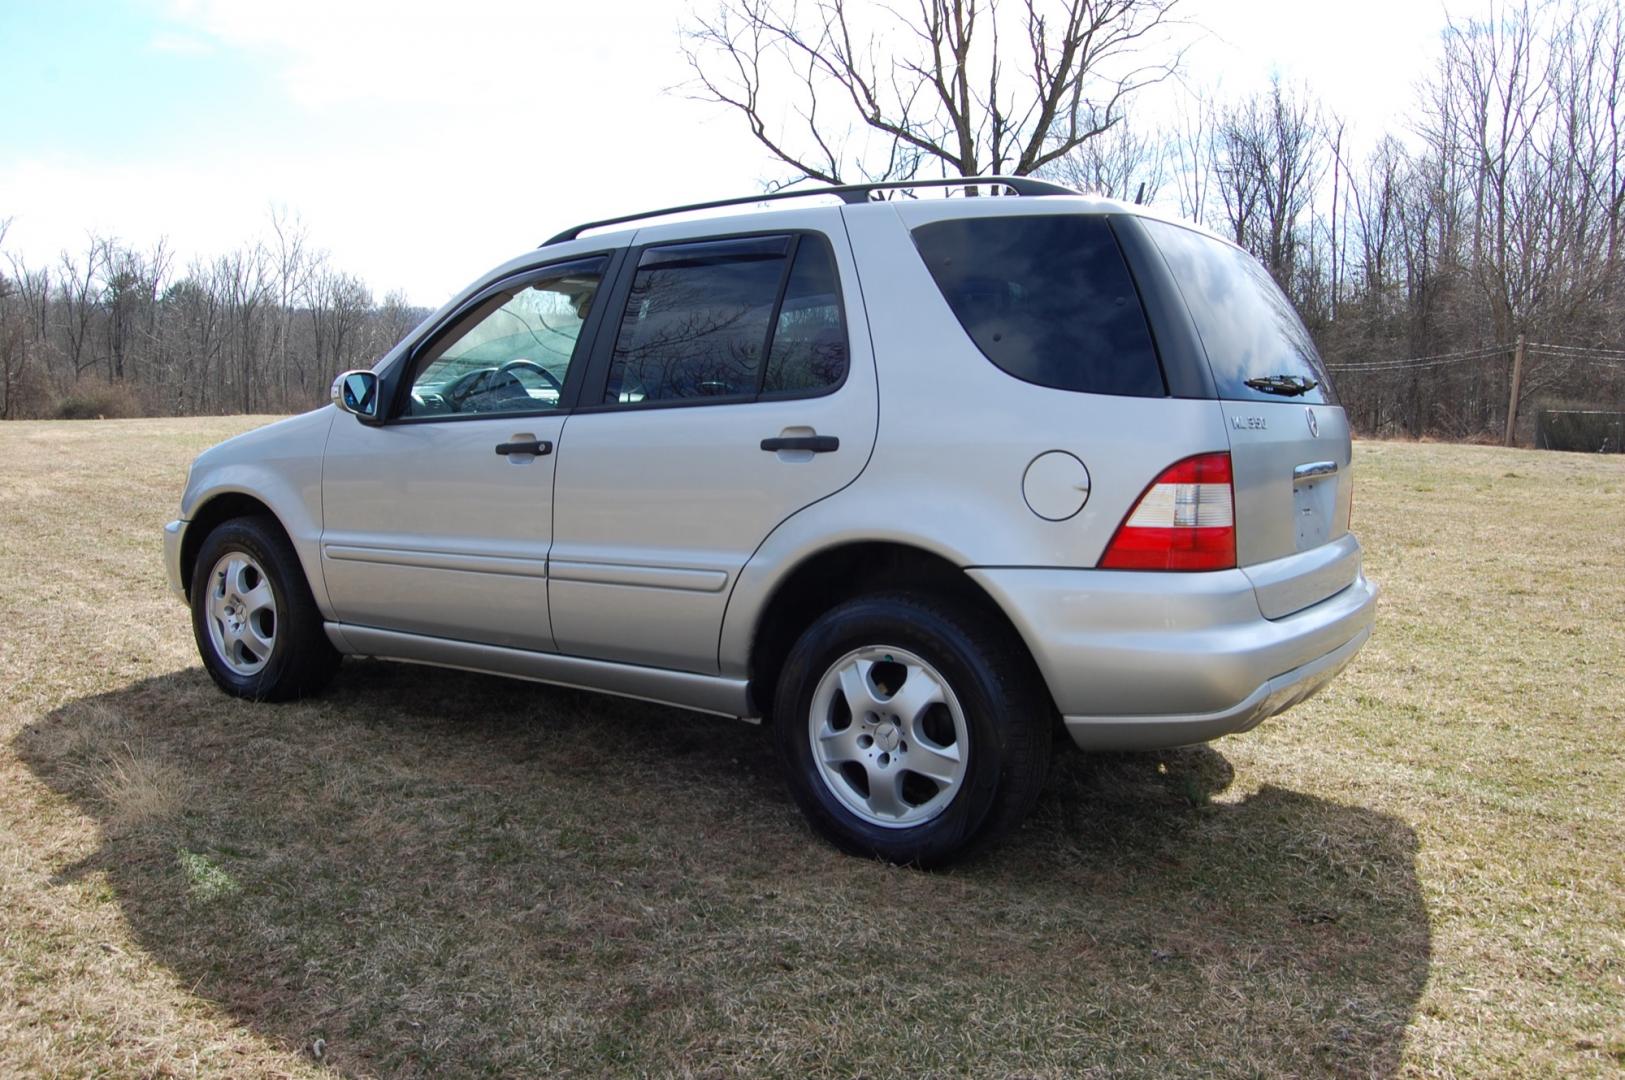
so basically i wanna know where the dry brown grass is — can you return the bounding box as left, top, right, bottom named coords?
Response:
left=0, top=417, right=1621, bottom=1077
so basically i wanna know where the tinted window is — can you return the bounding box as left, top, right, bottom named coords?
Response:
left=764, top=239, right=848, bottom=394
left=403, top=256, right=605, bottom=418
left=605, top=236, right=789, bottom=404
left=1141, top=219, right=1336, bottom=405
left=911, top=214, right=1164, bottom=397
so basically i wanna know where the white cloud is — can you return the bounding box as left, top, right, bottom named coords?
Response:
left=6, top=1, right=777, bottom=302
left=1179, top=0, right=1452, bottom=140
left=147, top=30, right=215, bottom=56
left=164, top=0, right=680, bottom=109
left=5, top=0, right=1475, bottom=304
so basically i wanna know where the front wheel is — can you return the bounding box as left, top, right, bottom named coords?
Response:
left=190, top=516, right=339, bottom=701
left=773, top=593, right=1051, bottom=866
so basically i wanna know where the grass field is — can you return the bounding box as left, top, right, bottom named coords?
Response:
left=1, top=417, right=1621, bottom=1077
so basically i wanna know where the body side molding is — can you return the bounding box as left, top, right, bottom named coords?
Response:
left=327, top=624, right=754, bottom=718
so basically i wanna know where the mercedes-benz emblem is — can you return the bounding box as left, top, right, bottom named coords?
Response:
left=1305, top=407, right=1319, bottom=438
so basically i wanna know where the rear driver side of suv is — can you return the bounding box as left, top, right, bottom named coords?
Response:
left=167, top=182, right=1377, bottom=865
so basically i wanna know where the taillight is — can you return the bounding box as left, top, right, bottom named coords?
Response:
left=1099, top=452, right=1236, bottom=571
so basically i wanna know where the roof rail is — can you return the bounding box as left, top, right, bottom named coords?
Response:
left=540, top=175, right=1076, bottom=246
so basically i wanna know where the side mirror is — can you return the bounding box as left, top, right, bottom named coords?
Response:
left=331, top=369, right=382, bottom=424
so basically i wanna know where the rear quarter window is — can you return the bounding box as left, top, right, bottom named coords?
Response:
left=1140, top=219, right=1336, bottom=405
left=911, top=214, right=1165, bottom=397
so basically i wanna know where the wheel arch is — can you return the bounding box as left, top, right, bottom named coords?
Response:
left=179, top=492, right=299, bottom=603
left=740, top=540, right=1056, bottom=721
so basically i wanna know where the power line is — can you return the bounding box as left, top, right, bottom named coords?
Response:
left=1526, top=341, right=1625, bottom=360
left=1528, top=351, right=1625, bottom=370
left=1326, top=348, right=1507, bottom=373
left=1325, top=343, right=1508, bottom=370
left=1327, top=340, right=1625, bottom=374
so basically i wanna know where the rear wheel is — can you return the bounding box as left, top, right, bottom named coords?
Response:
left=190, top=516, right=339, bottom=701
left=773, top=593, right=1051, bottom=866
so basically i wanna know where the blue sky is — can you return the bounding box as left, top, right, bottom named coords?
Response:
left=1, top=0, right=1468, bottom=304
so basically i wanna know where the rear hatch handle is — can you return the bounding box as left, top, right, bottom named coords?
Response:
left=1245, top=374, right=1320, bottom=396
left=1293, top=460, right=1339, bottom=480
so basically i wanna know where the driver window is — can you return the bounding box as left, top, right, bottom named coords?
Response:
left=402, top=256, right=607, bottom=418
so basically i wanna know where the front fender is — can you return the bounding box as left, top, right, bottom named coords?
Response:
left=179, top=408, right=337, bottom=616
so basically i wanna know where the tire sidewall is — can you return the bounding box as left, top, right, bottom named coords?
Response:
left=774, top=595, right=1013, bottom=865
left=190, top=519, right=299, bottom=700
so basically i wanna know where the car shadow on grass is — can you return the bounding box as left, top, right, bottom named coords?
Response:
left=18, top=661, right=1430, bottom=1077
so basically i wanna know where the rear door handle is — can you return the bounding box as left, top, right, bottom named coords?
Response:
left=496, top=439, right=552, bottom=456
left=760, top=435, right=839, bottom=453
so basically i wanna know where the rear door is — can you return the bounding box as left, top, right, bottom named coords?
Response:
left=1137, top=218, right=1356, bottom=615
left=547, top=218, right=877, bottom=672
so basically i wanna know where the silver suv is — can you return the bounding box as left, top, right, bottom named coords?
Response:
left=165, top=178, right=1377, bottom=864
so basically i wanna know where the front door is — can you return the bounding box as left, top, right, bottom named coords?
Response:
left=548, top=224, right=877, bottom=672
left=320, top=254, right=610, bottom=651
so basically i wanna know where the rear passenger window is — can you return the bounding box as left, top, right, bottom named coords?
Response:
left=911, top=215, right=1165, bottom=397
left=602, top=234, right=849, bottom=405
left=605, top=236, right=788, bottom=404
left=764, top=240, right=848, bottom=395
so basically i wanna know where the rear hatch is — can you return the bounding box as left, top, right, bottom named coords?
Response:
left=1139, top=218, right=1357, bottom=618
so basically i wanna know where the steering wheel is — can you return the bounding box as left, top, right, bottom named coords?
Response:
left=497, top=357, right=563, bottom=393
left=445, top=367, right=496, bottom=411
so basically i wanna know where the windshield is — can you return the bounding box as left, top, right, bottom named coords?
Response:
left=1142, top=219, right=1336, bottom=405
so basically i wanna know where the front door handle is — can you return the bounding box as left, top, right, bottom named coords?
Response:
left=496, top=439, right=552, bottom=456
left=760, top=435, right=839, bottom=453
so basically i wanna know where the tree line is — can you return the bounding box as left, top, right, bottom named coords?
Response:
left=1105, top=0, right=1625, bottom=441
left=4, top=0, right=1623, bottom=443
left=0, top=211, right=426, bottom=420
left=687, top=0, right=1625, bottom=442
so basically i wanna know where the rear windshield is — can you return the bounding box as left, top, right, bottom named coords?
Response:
left=911, top=215, right=1165, bottom=397
left=1141, top=219, right=1336, bottom=405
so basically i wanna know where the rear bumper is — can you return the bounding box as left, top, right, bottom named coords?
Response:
left=164, top=519, right=188, bottom=600
left=967, top=555, right=1378, bottom=751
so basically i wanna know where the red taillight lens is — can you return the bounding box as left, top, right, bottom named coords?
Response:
left=1099, top=452, right=1236, bottom=571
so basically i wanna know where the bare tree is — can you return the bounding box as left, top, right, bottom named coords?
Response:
left=1047, top=116, right=1166, bottom=200
left=270, top=206, right=316, bottom=410
left=1166, top=94, right=1211, bottom=222
left=0, top=218, right=23, bottom=419
left=683, top=0, right=1187, bottom=185
left=56, top=239, right=105, bottom=379
left=1210, top=79, right=1325, bottom=288
left=4, top=0, right=1621, bottom=438
left=1421, top=0, right=1551, bottom=344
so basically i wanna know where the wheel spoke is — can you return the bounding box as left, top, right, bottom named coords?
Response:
left=239, top=580, right=275, bottom=621
left=817, top=722, right=864, bottom=764
left=837, top=659, right=888, bottom=717
left=245, top=619, right=275, bottom=659
left=864, top=766, right=907, bottom=819
left=887, top=664, right=946, bottom=727
left=208, top=571, right=231, bottom=619
left=903, top=740, right=961, bottom=786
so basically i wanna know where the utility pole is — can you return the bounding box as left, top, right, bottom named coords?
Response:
left=1504, top=334, right=1526, bottom=447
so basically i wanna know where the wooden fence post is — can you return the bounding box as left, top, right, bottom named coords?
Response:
left=1504, top=334, right=1526, bottom=447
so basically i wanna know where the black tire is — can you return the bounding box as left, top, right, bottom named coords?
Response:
left=772, top=592, right=1052, bottom=866
left=190, top=515, right=340, bottom=701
